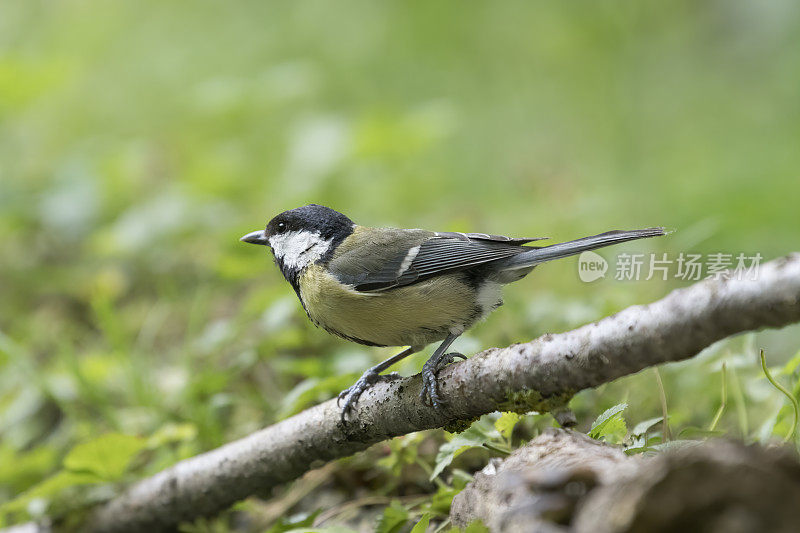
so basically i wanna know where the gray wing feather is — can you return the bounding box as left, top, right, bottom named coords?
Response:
left=352, top=235, right=535, bottom=292
left=435, top=231, right=547, bottom=245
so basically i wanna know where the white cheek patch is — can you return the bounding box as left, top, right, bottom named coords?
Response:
left=269, top=230, right=332, bottom=270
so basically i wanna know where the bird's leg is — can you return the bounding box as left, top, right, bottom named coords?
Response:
left=338, top=347, right=416, bottom=422
left=420, top=333, right=464, bottom=409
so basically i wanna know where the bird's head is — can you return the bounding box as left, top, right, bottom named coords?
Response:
left=241, top=204, right=354, bottom=277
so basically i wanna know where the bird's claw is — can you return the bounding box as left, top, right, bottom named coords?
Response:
left=338, top=371, right=401, bottom=423
left=419, top=352, right=466, bottom=409
left=444, top=352, right=468, bottom=364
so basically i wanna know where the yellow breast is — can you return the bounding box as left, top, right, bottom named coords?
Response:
left=298, top=264, right=479, bottom=348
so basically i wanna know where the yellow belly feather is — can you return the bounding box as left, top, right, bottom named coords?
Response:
left=298, top=264, right=478, bottom=348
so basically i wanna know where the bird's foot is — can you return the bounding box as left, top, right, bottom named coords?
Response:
left=420, top=352, right=467, bottom=409
left=338, top=370, right=401, bottom=423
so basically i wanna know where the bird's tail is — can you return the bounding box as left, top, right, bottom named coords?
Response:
left=497, top=227, right=667, bottom=270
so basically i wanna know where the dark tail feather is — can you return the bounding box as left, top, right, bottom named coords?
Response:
left=497, top=227, right=667, bottom=270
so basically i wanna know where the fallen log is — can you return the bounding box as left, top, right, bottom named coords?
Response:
left=451, top=429, right=800, bottom=533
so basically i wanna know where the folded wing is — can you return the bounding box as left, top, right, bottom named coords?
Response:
left=329, top=231, right=544, bottom=292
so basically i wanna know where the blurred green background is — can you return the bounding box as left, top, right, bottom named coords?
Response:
left=2, top=1, right=799, bottom=530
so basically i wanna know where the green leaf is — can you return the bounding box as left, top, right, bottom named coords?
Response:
left=0, top=444, right=58, bottom=494
left=377, top=433, right=423, bottom=476
left=780, top=349, right=800, bottom=376
left=410, top=513, right=430, bottom=533
left=265, top=509, right=321, bottom=533
left=63, top=433, right=145, bottom=481
left=431, top=419, right=499, bottom=480
left=629, top=416, right=663, bottom=438
left=588, top=403, right=627, bottom=442
left=624, top=435, right=662, bottom=455
left=0, top=470, right=99, bottom=520
left=146, top=423, right=198, bottom=449
left=376, top=500, right=409, bottom=533
left=428, top=485, right=460, bottom=516
left=494, top=412, right=520, bottom=441
left=464, top=519, right=490, bottom=533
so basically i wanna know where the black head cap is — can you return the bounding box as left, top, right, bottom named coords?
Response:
left=265, top=204, right=354, bottom=246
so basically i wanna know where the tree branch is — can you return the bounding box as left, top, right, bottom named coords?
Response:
left=451, top=428, right=800, bottom=532
left=71, top=253, right=800, bottom=531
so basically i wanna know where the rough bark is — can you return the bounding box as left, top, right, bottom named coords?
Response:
left=450, top=429, right=635, bottom=531
left=451, top=429, right=800, bottom=533
left=37, top=253, right=800, bottom=531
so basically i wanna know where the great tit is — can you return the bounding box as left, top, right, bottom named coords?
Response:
left=241, top=204, right=665, bottom=421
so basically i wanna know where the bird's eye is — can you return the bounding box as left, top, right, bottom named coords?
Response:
left=277, top=222, right=286, bottom=231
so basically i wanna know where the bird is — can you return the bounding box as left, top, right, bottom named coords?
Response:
left=241, top=204, right=665, bottom=421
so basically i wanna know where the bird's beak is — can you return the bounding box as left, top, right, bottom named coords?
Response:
left=240, top=230, right=269, bottom=246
